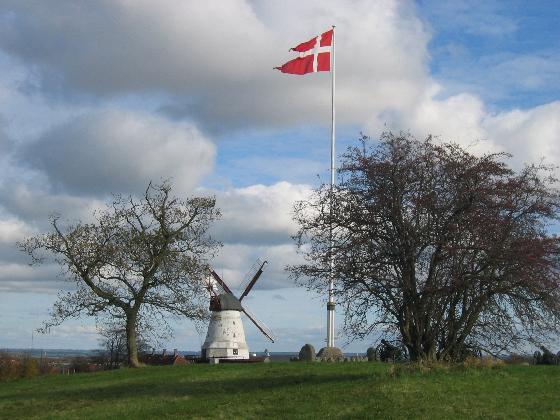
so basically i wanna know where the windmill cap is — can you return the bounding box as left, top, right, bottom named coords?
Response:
left=215, top=293, right=243, bottom=311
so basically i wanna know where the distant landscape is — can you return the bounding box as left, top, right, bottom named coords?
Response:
left=2, top=349, right=203, bottom=359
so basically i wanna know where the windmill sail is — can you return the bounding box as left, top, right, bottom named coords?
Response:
left=205, top=273, right=219, bottom=297
left=210, top=270, right=234, bottom=295
left=239, top=260, right=267, bottom=301
left=237, top=259, right=265, bottom=297
left=241, top=304, right=275, bottom=343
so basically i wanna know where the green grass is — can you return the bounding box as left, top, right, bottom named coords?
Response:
left=0, top=362, right=559, bottom=419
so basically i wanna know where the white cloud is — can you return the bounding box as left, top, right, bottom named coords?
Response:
left=1, top=0, right=557, bottom=164
left=19, top=109, right=215, bottom=196
left=0, top=262, right=35, bottom=279
left=0, top=217, right=33, bottom=244
left=0, top=181, right=311, bottom=294
left=212, top=243, right=304, bottom=291
left=0, top=0, right=431, bottom=129
left=211, top=182, right=311, bottom=246
left=0, top=122, right=11, bottom=154
left=369, top=83, right=490, bottom=148
left=205, top=182, right=312, bottom=291
left=408, top=91, right=487, bottom=146
left=0, top=182, right=105, bottom=223
left=0, top=262, right=63, bottom=293
left=0, top=213, right=41, bottom=265
left=367, top=83, right=560, bottom=169
left=0, top=0, right=270, bottom=93
left=47, top=324, right=99, bottom=338
left=484, top=101, right=560, bottom=168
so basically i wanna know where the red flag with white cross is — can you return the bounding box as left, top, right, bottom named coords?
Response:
left=275, top=29, right=333, bottom=75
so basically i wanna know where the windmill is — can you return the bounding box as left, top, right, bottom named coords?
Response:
left=201, top=260, right=275, bottom=361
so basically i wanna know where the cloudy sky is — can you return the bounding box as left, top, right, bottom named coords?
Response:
left=0, top=0, right=559, bottom=353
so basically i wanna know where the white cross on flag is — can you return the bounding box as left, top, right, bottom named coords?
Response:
left=275, top=29, right=333, bottom=75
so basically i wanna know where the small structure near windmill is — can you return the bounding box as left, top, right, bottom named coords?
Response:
left=201, top=260, right=275, bottom=361
left=141, top=349, right=190, bottom=366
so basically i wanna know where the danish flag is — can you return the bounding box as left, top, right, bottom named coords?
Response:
left=275, top=29, right=333, bottom=75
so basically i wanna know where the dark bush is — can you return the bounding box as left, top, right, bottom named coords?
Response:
left=0, top=352, right=19, bottom=381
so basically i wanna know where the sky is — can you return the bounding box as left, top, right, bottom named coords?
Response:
left=0, top=0, right=559, bottom=353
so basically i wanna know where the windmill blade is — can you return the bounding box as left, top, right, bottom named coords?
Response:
left=237, top=259, right=264, bottom=296
left=204, top=273, right=218, bottom=297
left=210, top=269, right=234, bottom=296
left=241, top=304, right=275, bottom=343
left=239, top=260, right=268, bottom=301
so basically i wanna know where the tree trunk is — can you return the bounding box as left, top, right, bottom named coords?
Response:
left=125, top=310, right=141, bottom=368
left=401, top=312, right=439, bottom=363
left=109, top=340, right=114, bottom=369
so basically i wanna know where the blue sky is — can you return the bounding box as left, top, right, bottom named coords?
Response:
left=419, top=0, right=560, bottom=109
left=0, top=0, right=559, bottom=353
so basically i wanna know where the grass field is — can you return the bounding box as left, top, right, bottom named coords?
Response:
left=0, top=362, right=559, bottom=419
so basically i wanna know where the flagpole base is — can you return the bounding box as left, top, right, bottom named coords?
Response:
left=317, top=346, right=343, bottom=362
left=326, top=301, right=335, bottom=347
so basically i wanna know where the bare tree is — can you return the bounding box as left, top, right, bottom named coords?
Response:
left=290, top=133, right=560, bottom=362
left=21, top=181, right=220, bottom=367
left=97, top=317, right=152, bottom=369
left=99, top=322, right=127, bottom=369
left=97, top=311, right=168, bottom=369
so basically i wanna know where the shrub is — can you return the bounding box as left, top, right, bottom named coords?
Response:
left=0, top=353, right=56, bottom=381
left=462, top=356, right=505, bottom=369
left=0, top=352, right=19, bottom=381
left=505, top=354, right=532, bottom=365
left=21, top=358, right=39, bottom=379
left=387, top=358, right=505, bottom=378
left=388, top=362, right=450, bottom=377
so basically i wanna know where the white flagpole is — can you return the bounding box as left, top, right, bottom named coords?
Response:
left=327, top=25, right=336, bottom=348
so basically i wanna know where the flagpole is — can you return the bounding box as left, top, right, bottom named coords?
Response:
left=327, top=25, right=336, bottom=348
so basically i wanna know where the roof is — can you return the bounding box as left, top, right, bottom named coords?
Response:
left=212, top=293, right=243, bottom=311
left=140, top=354, right=189, bottom=366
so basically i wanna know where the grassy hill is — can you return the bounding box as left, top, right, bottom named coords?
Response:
left=0, top=362, right=559, bottom=419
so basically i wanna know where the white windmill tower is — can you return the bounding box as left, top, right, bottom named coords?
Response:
left=201, top=260, right=275, bottom=361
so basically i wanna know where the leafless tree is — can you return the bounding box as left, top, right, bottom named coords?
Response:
left=290, top=133, right=560, bottom=362
left=20, top=181, right=220, bottom=367
left=97, top=317, right=152, bottom=369
left=99, top=323, right=127, bottom=369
